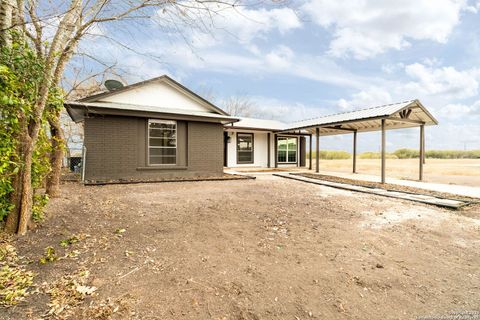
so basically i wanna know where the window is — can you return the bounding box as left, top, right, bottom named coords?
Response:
left=148, top=119, right=176, bottom=165
left=237, top=133, right=254, bottom=164
left=277, top=137, right=297, bottom=163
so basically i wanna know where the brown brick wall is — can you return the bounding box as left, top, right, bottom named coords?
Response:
left=84, top=115, right=224, bottom=181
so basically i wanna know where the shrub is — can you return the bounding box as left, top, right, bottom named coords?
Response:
left=394, top=148, right=419, bottom=159
left=392, top=149, right=480, bottom=159
left=308, top=150, right=351, bottom=160
left=358, top=152, right=398, bottom=159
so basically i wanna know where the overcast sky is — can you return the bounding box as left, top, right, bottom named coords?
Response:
left=77, top=0, right=480, bottom=152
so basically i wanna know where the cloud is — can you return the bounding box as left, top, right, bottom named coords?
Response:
left=403, top=63, right=479, bottom=98
left=337, top=88, right=392, bottom=110
left=438, top=101, right=480, bottom=119
left=301, top=0, right=470, bottom=59
left=265, top=45, right=294, bottom=69
left=245, top=96, right=327, bottom=122
left=154, top=5, right=302, bottom=45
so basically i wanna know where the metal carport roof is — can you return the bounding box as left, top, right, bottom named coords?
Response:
left=281, top=99, right=438, bottom=135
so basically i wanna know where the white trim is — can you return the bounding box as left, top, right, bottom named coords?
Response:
left=147, top=119, right=177, bottom=166
left=277, top=136, right=298, bottom=164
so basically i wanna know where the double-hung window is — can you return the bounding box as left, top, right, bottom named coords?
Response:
left=237, top=133, right=254, bottom=164
left=277, top=137, right=297, bottom=163
left=148, top=120, right=176, bottom=165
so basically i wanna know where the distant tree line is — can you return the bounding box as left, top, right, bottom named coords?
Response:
left=308, top=149, right=480, bottom=160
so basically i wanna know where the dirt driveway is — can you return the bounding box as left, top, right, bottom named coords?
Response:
left=4, top=175, right=480, bottom=319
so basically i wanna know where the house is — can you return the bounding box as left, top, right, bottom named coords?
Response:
left=66, top=76, right=237, bottom=182
left=65, top=75, right=437, bottom=184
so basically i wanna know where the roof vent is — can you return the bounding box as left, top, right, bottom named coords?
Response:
left=104, top=79, right=124, bottom=91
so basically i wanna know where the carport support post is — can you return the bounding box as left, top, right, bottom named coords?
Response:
left=274, top=134, right=278, bottom=168
left=309, top=134, right=313, bottom=170
left=267, top=132, right=271, bottom=168
left=422, top=129, right=426, bottom=164
left=381, top=119, right=386, bottom=184
left=353, top=130, right=357, bottom=173
left=419, top=124, right=424, bottom=181
left=315, top=127, right=320, bottom=173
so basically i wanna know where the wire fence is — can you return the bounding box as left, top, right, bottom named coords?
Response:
left=67, top=148, right=83, bottom=173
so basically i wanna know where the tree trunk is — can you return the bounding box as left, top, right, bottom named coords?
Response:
left=16, top=133, right=34, bottom=235
left=0, top=0, right=14, bottom=46
left=46, top=114, right=65, bottom=197
left=4, top=170, right=22, bottom=233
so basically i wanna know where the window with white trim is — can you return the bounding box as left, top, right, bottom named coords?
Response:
left=148, top=119, right=176, bottom=165
left=277, top=137, right=297, bottom=163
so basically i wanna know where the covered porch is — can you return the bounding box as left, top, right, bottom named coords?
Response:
left=278, top=100, right=438, bottom=183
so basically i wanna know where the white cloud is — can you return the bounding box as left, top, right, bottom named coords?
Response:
left=265, top=45, right=294, bottom=69
left=155, top=5, right=302, bottom=45
left=438, top=101, right=480, bottom=119
left=302, top=0, right=469, bottom=59
left=337, top=88, right=392, bottom=110
left=403, top=63, right=479, bottom=98
left=246, top=96, right=327, bottom=122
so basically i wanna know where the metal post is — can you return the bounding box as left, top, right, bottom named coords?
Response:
left=309, top=134, right=313, bottom=170
left=422, top=129, right=426, bottom=164
left=381, top=119, right=386, bottom=184
left=353, top=130, right=357, bottom=173
left=274, top=134, right=278, bottom=168
left=315, top=127, right=320, bottom=173
left=419, top=124, right=424, bottom=181
left=267, top=132, right=271, bottom=168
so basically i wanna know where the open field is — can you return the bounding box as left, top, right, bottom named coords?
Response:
left=2, top=177, right=479, bottom=319
left=308, top=159, right=480, bottom=187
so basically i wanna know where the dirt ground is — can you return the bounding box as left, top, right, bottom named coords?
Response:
left=3, top=176, right=480, bottom=319
left=308, top=159, right=480, bottom=187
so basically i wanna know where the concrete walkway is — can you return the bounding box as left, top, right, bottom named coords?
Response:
left=225, top=169, right=480, bottom=198
left=274, top=173, right=471, bottom=209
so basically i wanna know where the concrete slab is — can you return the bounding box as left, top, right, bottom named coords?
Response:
left=274, top=173, right=471, bottom=209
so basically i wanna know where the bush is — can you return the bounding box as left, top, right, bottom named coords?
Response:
left=425, top=150, right=480, bottom=159
left=392, top=148, right=480, bottom=159
left=308, top=150, right=351, bottom=160
left=358, top=152, right=398, bottom=159
left=394, top=148, right=419, bottom=159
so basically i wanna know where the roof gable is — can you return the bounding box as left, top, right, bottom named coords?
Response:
left=81, top=75, right=228, bottom=115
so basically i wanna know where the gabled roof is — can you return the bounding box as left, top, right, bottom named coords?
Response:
left=79, top=75, right=229, bottom=116
left=65, top=101, right=238, bottom=124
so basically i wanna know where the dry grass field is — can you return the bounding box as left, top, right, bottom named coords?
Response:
left=310, top=159, right=480, bottom=187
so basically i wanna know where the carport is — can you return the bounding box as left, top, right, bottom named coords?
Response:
left=279, top=100, right=438, bottom=183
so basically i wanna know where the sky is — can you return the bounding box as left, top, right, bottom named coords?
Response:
left=74, top=0, right=480, bottom=152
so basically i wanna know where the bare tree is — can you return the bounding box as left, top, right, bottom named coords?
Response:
left=1, top=0, right=244, bottom=234
left=222, top=95, right=256, bottom=117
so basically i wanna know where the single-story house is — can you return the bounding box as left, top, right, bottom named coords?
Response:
left=66, top=75, right=438, bottom=183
